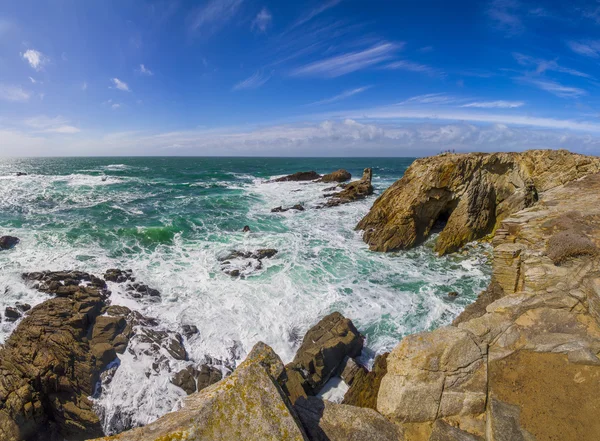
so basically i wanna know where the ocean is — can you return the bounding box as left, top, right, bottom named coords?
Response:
left=0, top=157, right=491, bottom=433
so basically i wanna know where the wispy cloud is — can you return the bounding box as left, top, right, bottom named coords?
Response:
left=384, top=60, right=444, bottom=77
left=290, top=0, right=342, bottom=30
left=397, top=93, right=457, bottom=106
left=567, top=40, right=600, bottom=58
left=291, top=42, right=399, bottom=77
left=189, top=0, right=243, bottom=36
left=488, top=0, right=523, bottom=35
left=111, top=78, right=131, bottom=92
left=81, top=82, right=88, bottom=91
left=28, top=77, right=36, bottom=84
left=252, top=7, right=272, bottom=33
left=517, top=77, right=586, bottom=98
left=138, top=64, right=154, bottom=76
left=308, top=86, right=371, bottom=106
left=461, top=100, right=525, bottom=108
left=232, top=71, right=271, bottom=91
left=24, top=116, right=80, bottom=134
left=513, top=53, right=592, bottom=78
left=112, top=103, right=121, bottom=110
left=21, top=49, right=49, bottom=71
left=0, top=84, right=31, bottom=102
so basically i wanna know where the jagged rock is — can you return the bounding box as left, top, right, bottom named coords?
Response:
left=321, top=168, right=373, bottom=208
left=219, top=249, right=278, bottom=277
left=92, top=342, right=309, bottom=441
left=181, top=324, right=199, bottom=338
left=0, top=236, right=20, bottom=250
left=272, top=204, right=305, bottom=213
left=318, top=169, right=352, bottom=183
left=282, top=312, right=364, bottom=403
left=271, top=171, right=321, bottom=182
left=342, top=353, right=388, bottom=410
left=104, top=269, right=134, bottom=283
left=429, top=419, right=483, bottom=441
left=15, top=303, right=31, bottom=312
left=3, top=307, right=21, bottom=322
left=337, top=356, right=365, bottom=386
left=295, top=396, right=402, bottom=441
left=356, top=150, right=600, bottom=255
left=171, top=364, right=222, bottom=395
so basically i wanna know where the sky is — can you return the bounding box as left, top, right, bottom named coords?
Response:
left=1, top=0, right=600, bottom=156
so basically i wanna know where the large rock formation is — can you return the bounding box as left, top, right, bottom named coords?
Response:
left=375, top=172, right=600, bottom=440
left=318, top=169, right=352, bottom=183
left=322, top=168, right=374, bottom=208
left=357, top=150, right=600, bottom=255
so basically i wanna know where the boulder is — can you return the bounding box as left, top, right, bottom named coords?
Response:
left=356, top=150, right=600, bottom=255
left=171, top=364, right=223, bottom=395
left=322, top=169, right=373, bottom=208
left=272, top=204, right=305, bottom=213
left=337, top=356, right=366, bottom=386
left=429, top=420, right=483, bottom=441
left=92, top=342, right=309, bottom=441
left=295, top=396, right=402, bottom=441
left=271, top=171, right=321, bottom=182
left=15, top=172, right=27, bottom=176
left=104, top=269, right=134, bottom=283
left=0, top=236, right=19, bottom=250
left=3, top=307, right=21, bottom=322
left=342, top=353, right=388, bottom=410
left=318, top=169, right=352, bottom=183
left=282, top=312, right=364, bottom=403
left=219, top=249, right=278, bottom=278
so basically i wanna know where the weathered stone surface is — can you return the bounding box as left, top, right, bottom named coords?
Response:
left=323, top=168, right=374, bottom=208
left=283, top=312, right=364, bottom=403
left=171, top=364, right=223, bottom=395
left=429, top=420, right=483, bottom=441
left=272, top=171, right=321, bottom=182
left=337, top=356, right=365, bottom=386
left=342, top=353, right=387, bottom=410
left=3, top=306, right=21, bottom=322
left=0, top=235, right=19, bottom=250
left=93, top=342, right=309, bottom=441
left=295, top=396, right=402, bottom=441
left=318, top=169, right=352, bottom=183
left=357, top=150, right=600, bottom=255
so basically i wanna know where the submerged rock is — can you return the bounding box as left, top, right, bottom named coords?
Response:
left=282, top=312, right=364, bottom=404
left=271, top=171, right=321, bottom=182
left=356, top=150, right=600, bottom=255
left=0, top=236, right=20, bottom=250
left=321, top=168, right=374, bottom=208
left=317, top=169, right=352, bottom=183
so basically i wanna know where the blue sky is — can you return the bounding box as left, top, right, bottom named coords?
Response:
left=1, top=0, right=600, bottom=156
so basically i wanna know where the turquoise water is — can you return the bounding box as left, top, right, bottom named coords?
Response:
left=0, top=157, right=491, bottom=430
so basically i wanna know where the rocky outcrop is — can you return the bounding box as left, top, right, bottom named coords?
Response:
left=357, top=150, right=600, bottom=255
left=272, top=204, right=305, bottom=213
left=171, top=365, right=223, bottom=395
left=282, top=312, right=364, bottom=404
left=93, top=342, right=309, bottom=441
left=0, top=236, right=20, bottom=250
left=218, top=249, right=278, bottom=277
left=321, top=168, right=374, bottom=208
left=375, top=172, right=600, bottom=440
left=318, top=169, right=352, bottom=183
left=342, top=353, right=388, bottom=410
left=271, top=171, right=321, bottom=182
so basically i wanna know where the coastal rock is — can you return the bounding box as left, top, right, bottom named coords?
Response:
left=104, top=269, right=134, bottom=283
left=171, top=364, right=223, bottom=395
left=272, top=204, right=305, bottom=213
left=0, top=236, right=20, bottom=250
left=92, top=342, right=309, bottom=441
left=271, top=171, right=321, bottom=182
left=356, top=150, right=600, bottom=255
left=3, top=307, right=21, bottom=322
left=342, top=353, right=388, bottom=410
left=295, top=396, right=402, bottom=441
left=318, top=169, right=352, bottom=183
left=322, top=168, right=373, bottom=208
left=218, top=248, right=278, bottom=277
left=282, top=312, right=364, bottom=403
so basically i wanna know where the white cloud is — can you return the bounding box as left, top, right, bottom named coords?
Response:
left=488, top=0, right=523, bottom=35
left=461, top=100, right=525, bottom=108
left=517, top=77, right=586, bottom=98
left=290, top=0, right=342, bottom=29
left=513, top=53, right=592, bottom=78
left=138, top=64, right=153, bottom=76
left=0, top=84, right=31, bottom=102
left=291, top=42, right=399, bottom=77
left=28, top=77, right=36, bottom=84
left=384, top=60, right=444, bottom=77
left=24, top=116, right=80, bottom=134
left=21, top=49, right=49, bottom=71
left=111, top=78, right=131, bottom=92
left=567, top=40, right=600, bottom=58
left=397, top=93, right=457, bottom=106
left=308, top=86, right=372, bottom=106
left=189, top=0, right=243, bottom=35
left=81, top=82, right=88, bottom=91
left=112, top=103, right=121, bottom=109
left=232, top=71, right=271, bottom=91
left=252, top=7, right=272, bottom=32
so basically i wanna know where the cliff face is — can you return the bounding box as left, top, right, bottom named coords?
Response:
left=356, top=150, right=600, bottom=255
left=375, top=172, right=600, bottom=440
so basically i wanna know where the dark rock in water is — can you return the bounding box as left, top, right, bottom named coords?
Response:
left=318, top=169, right=352, bottom=183
left=137, top=328, right=187, bottom=361
left=338, top=356, right=366, bottom=386
left=342, top=352, right=388, bottom=410
left=281, top=312, right=364, bottom=404
left=0, top=235, right=20, bottom=250
left=254, top=248, right=278, bottom=259
left=15, top=172, right=27, bottom=176
left=272, top=204, right=305, bottom=213
left=125, top=282, right=161, bottom=300
left=4, top=306, right=21, bottom=322
left=104, top=268, right=135, bottom=283
left=447, top=291, right=459, bottom=300
left=106, top=305, right=132, bottom=316
left=23, top=270, right=107, bottom=293
left=295, top=396, right=402, bottom=441
left=271, top=171, right=321, bottom=182
left=16, top=303, right=31, bottom=312
left=182, top=324, right=199, bottom=338
left=224, top=268, right=241, bottom=277
left=219, top=249, right=278, bottom=278
left=171, top=364, right=223, bottom=395
left=320, top=168, right=374, bottom=208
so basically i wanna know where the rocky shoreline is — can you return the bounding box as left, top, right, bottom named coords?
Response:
left=2, top=149, right=600, bottom=440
